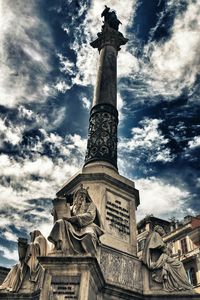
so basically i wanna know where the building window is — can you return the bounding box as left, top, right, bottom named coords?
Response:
left=187, top=267, right=197, bottom=286
left=180, top=238, right=188, bottom=254
left=138, top=239, right=145, bottom=252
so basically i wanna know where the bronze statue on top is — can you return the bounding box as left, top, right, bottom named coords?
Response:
left=101, top=5, right=122, bottom=31
left=90, top=5, right=128, bottom=53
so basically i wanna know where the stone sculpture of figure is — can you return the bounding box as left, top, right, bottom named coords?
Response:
left=0, top=230, right=48, bottom=293
left=26, top=230, right=48, bottom=289
left=48, top=185, right=104, bottom=256
left=101, top=5, right=122, bottom=31
left=0, top=238, right=28, bottom=292
left=142, top=225, right=192, bottom=292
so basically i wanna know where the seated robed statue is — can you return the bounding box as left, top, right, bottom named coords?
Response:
left=48, top=185, right=104, bottom=256
left=0, top=230, right=48, bottom=293
left=142, top=225, right=192, bottom=292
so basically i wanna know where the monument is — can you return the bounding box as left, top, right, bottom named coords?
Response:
left=0, top=5, right=199, bottom=300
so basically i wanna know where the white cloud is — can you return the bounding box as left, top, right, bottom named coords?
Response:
left=188, top=136, right=200, bottom=149
left=135, top=177, right=194, bottom=221
left=117, top=92, right=126, bottom=122
left=136, top=0, right=200, bottom=101
left=57, top=53, right=74, bottom=75
left=118, top=49, right=139, bottom=78
left=71, top=0, right=138, bottom=88
left=119, top=118, right=174, bottom=163
left=0, top=118, right=24, bottom=145
left=3, top=230, right=18, bottom=242
left=0, top=0, right=54, bottom=107
left=0, top=129, right=87, bottom=263
left=82, top=97, right=91, bottom=110
left=54, top=80, right=71, bottom=93
left=0, top=245, right=18, bottom=262
left=66, top=134, right=87, bottom=154
left=0, top=130, right=87, bottom=210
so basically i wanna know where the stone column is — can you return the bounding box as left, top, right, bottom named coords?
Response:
left=84, top=24, right=128, bottom=170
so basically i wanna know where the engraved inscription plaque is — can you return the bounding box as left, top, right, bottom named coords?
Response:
left=105, top=190, right=130, bottom=242
left=51, top=276, right=80, bottom=300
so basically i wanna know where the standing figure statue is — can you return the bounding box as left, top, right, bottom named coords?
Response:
left=101, top=5, right=122, bottom=31
left=142, top=225, right=192, bottom=292
left=0, top=230, right=48, bottom=293
left=48, top=185, right=104, bottom=256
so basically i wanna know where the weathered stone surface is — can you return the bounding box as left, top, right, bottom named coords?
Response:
left=85, top=16, right=128, bottom=169
left=51, top=275, right=80, bottom=299
left=100, top=245, right=143, bottom=293
left=90, top=24, right=128, bottom=53
left=144, top=294, right=200, bottom=300
left=38, top=256, right=104, bottom=300
left=48, top=185, right=104, bottom=256
left=92, top=46, right=117, bottom=107
left=56, top=166, right=139, bottom=256
left=0, top=291, right=40, bottom=299
left=143, top=225, right=193, bottom=293
left=0, top=231, right=48, bottom=296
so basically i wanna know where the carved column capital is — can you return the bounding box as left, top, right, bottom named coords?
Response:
left=90, top=23, right=128, bottom=52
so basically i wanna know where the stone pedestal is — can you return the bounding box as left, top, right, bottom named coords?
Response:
left=0, top=291, right=40, bottom=299
left=56, top=163, right=139, bottom=256
left=38, top=256, right=104, bottom=300
left=38, top=245, right=143, bottom=300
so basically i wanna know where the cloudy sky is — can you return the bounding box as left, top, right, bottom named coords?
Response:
left=0, top=0, right=199, bottom=267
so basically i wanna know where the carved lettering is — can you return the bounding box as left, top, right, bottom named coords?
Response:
left=51, top=276, right=80, bottom=299
left=105, top=191, right=130, bottom=242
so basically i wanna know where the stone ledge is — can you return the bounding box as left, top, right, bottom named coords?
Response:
left=56, top=172, right=140, bottom=206
left=38, top=255, right=105, bottom=291
left=103, top=282, right=144, bottom=300
left=144, top=294, right=200, bottom=300
left=0, top=291, right=40, bottom=300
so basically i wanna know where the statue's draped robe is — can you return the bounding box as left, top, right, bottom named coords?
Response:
left=0, top=263, right=26, bottom=292
left=26, top=230, right=48, bottom=289
left=0, top=230, right=48, bottom=293
left=142, top=231, right=192, bottom=292
left=48, top=200, right=104, bottom=255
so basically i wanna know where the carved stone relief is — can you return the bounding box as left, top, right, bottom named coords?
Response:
left=100, top=248, right=142, bottom=292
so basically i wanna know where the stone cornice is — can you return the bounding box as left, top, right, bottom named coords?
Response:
left=56, top=172, right=140, bottom=206
left=90, top=23, right=128, bottom=52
